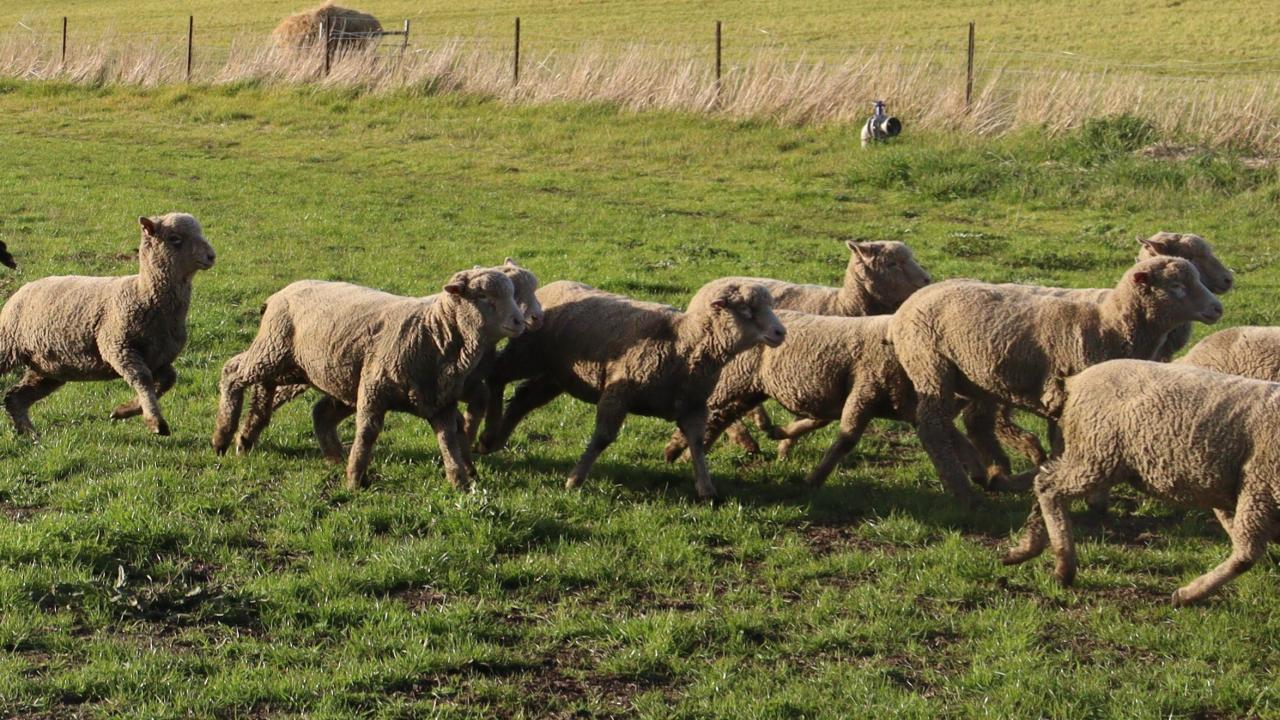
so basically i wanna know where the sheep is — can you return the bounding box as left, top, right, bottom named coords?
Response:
left=211, top=268, right=524, bottom=491
left=979, top=231, right=1235, bottom=474
left=661, top=312, right=988, bottom=487
left=1178, top=326, right=1280, bottom=381
left=889, top=256, right=1223, bottom=505
left=272, top=3, right=382, bottom=53
left=256, top=259, right=543, bottom=457
left=0, top=214, right=214, bottom=437
left=720, top=240, right=932, bottom=453
left=1002, top=359, right=1280, bottom=606
left=476, top=278, right=786, bottom=500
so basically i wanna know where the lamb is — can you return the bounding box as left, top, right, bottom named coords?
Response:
left=1002, top=359, right=1280, bottom=606
left=981, top=231, right=1234, bottom=472
left=0, top=214, right=214, bottom=437
left=889, top=256, right=1223, bottom=505
left=476, top=278, right=786, bottom=500
left=1178, top=326, right=1280, bottom=381
left=211, top=268, right=524, bottom=491
left=272, top=3, right=383, bottom=53
left=720, top=240, right=931, bottom=453
left=661, top=312, right=988, bottom=487
left=257, top=259, right=543, bottom=454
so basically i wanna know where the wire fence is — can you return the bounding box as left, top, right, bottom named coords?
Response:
left=1, top=17, right=1279, bottom=151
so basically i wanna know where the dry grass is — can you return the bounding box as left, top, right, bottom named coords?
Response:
left=3, top=30, right=1279, bottom=151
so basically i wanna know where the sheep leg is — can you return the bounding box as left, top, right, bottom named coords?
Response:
left=109, top=364, right=176, bottom=420
left=1172, top=492, right=1275, bottom=607
left=270, top=383, right=311, bottom=411
left=723, top=421, right=761, bottom=455
left=461, top=383, right=487, bottom=448
left=312, top=395, right=354, bottom=464
left=345, top=398, right=387, bottom=491
left=907, top=359, right=979, bottom=507
left=101, top=346, right=169, bottom=435
left=479, top=377, right=563, bottom=454
left=1031, top=461, right=1110, bottom=587
left=4, top=371, right=65, bottom=437
left=429, top=405, right=472, bottom=491
left=776, top=418, right=831, bottom=460
left=213, top=356, right=249, bottom=454
left=994, top=405, right=1048, bottom=466
left=804, top=390, right=874, bottom=487
left=664, top=391, right=766, bottom=463
left=236, top=383, right=277, bottom=455
left=565, top=392, right=629, bottom=490
left=1002, top=501, right=1049, bottom=566
left=678, top=409, right=718, bottom=500
left=1213, top=508, right=1235, bottom=535
left=961, top=400, right=1012, bottom=487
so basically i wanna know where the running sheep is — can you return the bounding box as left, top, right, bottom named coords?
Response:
left=477, top=278, right=786, bottom=500
left=1003, top=359, right=1280, bottom=606
left=0, top=214, right=215, bottom=437
left=211, top=268, right=524, bottom=491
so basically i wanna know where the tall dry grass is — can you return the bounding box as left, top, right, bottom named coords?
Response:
left=2, top=30, right=1278, bottom=151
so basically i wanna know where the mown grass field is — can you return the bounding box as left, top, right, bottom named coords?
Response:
left=1, top=80, right=1279, bottom=718
left=3, top=0, right=1280, bottom=73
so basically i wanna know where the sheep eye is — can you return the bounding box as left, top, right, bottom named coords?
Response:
left=167, top=237, right=183, bottom=247
left=740, top=309, right=754, bottom=320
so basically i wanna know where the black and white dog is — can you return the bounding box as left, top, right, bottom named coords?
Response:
left=860, top=100, right=901, bottom=148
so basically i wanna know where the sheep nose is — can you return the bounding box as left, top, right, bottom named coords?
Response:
left=526, top=313, right=542, bottom=331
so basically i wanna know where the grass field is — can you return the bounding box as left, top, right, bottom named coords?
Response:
left=1, top=80, right=1280, bottom=718
left=3, top=0, right=1280, bottom=73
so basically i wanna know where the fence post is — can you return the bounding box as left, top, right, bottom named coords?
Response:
left=513, top=17, right=521, bottom=86
left=322, top=20, right=332, bottom=76
left=186, top=16, right=194, bottom=81
left=965, top=21, right=975, bottom=111
left=715, top=20, right=722, bottom=88
left=61, top=17, right=67, bottom=64
left=402, top=19, right=410, bottom=53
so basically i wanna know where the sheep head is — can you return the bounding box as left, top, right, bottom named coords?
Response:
left=138, top=213, right=215, bottom=279
left=696, top=279, right=786, bottom=352
left=1137, top=232, right=1233, bottom=295
left=443, top=268, right=524, bottom=340
left=846, top=240, right=932, bottom=311
left=499, top=258, right=544, bottom=331
left=1125, top=256, right=1223, bottom=325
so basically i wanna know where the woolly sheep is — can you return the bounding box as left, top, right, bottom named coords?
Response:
left=661, top=312, right=988, bottom=487
left=889, top=256, right=1222, bottom=504
left=211, top=269, right=524, bottom=491
left=722, top=240, right=931, bottom=453
left=0, top=214, right=214, bottom=437
left=1003, top=359, right=1280, bottom=606
left=1178, top=326, right=1280, bottom=381
left=260, top=259, right=543, bottom=458
left=477, top=278, right=786, bottom=500
left=272, top=3, right=383, bottom=53
left=982, top=232, right=1234, bottom=472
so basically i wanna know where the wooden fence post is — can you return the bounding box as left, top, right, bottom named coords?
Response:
left=61, top=17, right=67, bottom=64
left=715, top=20, right=722, bottom=88
left=322, top=20, right=332, bottom=76
left=186, top=16, right=194, bottom=81
left=513, top=17, right=521, bottom=86
left=402, top=19, right=410, bottom=53
left=965, top=21, right=975, bottom=111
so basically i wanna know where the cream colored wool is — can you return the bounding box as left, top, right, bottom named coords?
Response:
left=272, top=3, right=383, bottom=52
left=211, top=268, right=523, bottom=491
left=1178, top=326, right=1280, bottom=381
left=0, top=213, right=214, bottom=436
left=477, top=278, right=786, bottom=500
left=1003, top=359, right=1280, bottom=606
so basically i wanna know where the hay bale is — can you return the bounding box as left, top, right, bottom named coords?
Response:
left=272, top=3, right=383, bottom=53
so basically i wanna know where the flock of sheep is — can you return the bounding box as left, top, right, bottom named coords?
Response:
left=2, top=213, right=1277, bottom=608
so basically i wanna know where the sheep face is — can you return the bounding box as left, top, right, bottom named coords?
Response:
left=138, top=213, right=216, bottom=277
left=707, top=281, right=786, bottom=351
left=501, top=258, right=544, bottom=331
left=1137, top=232, right=1233, bottom=294
left=847, top=240, right=931, bottom=310
left=1129, top=256, right=1223, bottom=325
left=443, top=268, right=524, bottom=340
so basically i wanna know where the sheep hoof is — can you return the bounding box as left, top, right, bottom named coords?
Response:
left=776, top=441, right=794, bottom=460
left=564, top=476, right=584, bottom=490
left=1170, top=588, right=1192, bottom=608
left=235, top=438, right=254, bottom=456
left=1001, top=547, right=1038, bottom=566
left=150, top=419, right=170, bottom=436
left=345, top=475, right=365, bottom=492
left=109, top=404, right=141, bottom=420
left=699, top=493, right=722, bottom=507
left=662, top=441, right=684, bottom=464
left=1054, top=564, right=1076, bottom=587
left=212, top=440, right=229, bottom=456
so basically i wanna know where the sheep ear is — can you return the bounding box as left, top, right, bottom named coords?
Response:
left=710, top=298, right=728, bottom=311
left=848, top=241, right=880, bottom=260
left=1132, top=271, right=1151, bottom=286
left=1141, top=236, right=1170, bottom=254
left=505, top=257, right=518, bottom=266
left=139, top=216, right=158, bottom=237
left=444, top=272, right=469, bottom=296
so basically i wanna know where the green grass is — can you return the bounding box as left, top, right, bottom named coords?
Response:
left=1, top=81, right=1280, bottom=718
left=3, top=0, right=1280, bottom=73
